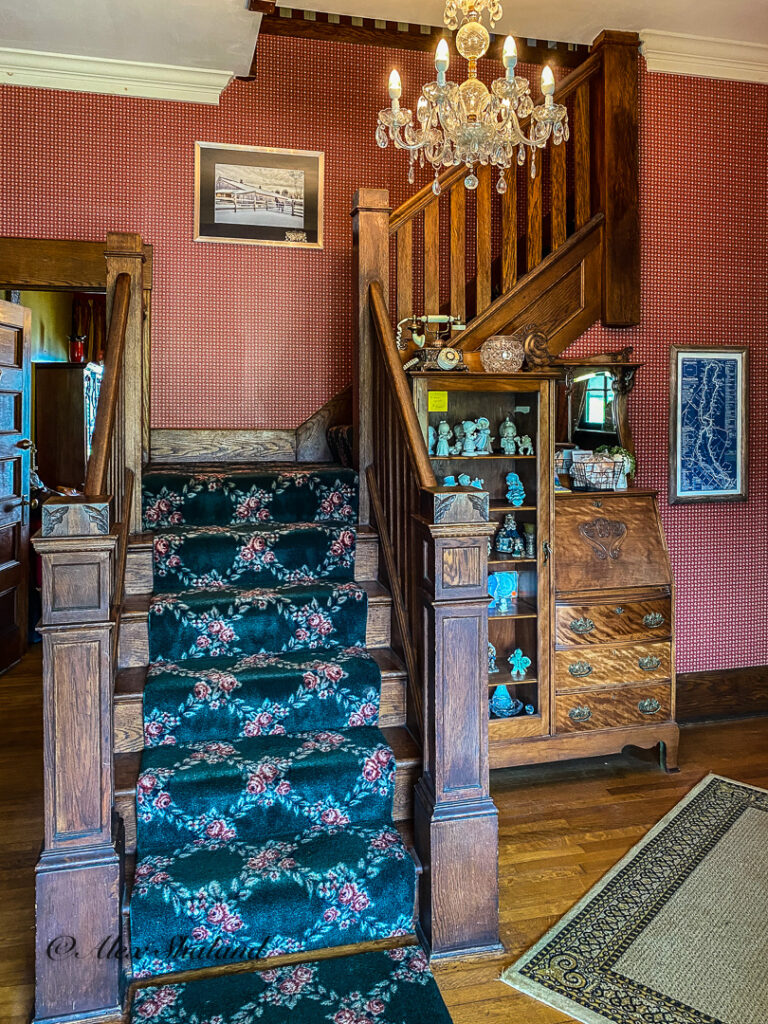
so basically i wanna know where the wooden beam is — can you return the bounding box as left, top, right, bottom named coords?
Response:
left=0, top=236, right=153, bottom=291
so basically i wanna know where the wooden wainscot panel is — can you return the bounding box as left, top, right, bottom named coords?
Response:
left=441, top=544, right=481, bottom=591
left=555, top=682, right=671, bottom=733
left=40, top=546, right=114, bottom=626
left=438, top=612, right=485, bottom=795
left=151, top=428, right=296, bottom=463
left=555, top=492, right=672, bottom=594
left=556, top=596, right=671, bottom=647
left=555, top=640, right=672, bottom=692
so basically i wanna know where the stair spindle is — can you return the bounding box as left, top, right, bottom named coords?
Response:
left=450, top=186, right=466, bottom=327
left=574, top=82, right=591, bottom=229
left=397, top=221, right=414, bottom=322
left=423, top=202, right=440, bottom=315
left=475, top=165, right=492, bottom=314
left=526, top=161, right=543, bottom=271
left=551, top=139, right=568, bottom=251
left=501, top=169, right=518, bottom=292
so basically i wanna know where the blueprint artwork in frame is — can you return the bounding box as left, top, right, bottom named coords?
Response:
left=669, top=346, right=748, bottom=504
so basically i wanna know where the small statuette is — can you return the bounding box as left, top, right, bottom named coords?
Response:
left=450, top=421, right=465, bottom=456
left=495, top=513, right=521, bottom=555
left=499, top=416, right=518, bottom=455
left=505, top=472, right=526, bottom=506
left=435, top=421, right=453, bottom=457
left=509, top=648, right=532, bottom=679
left=428, top=425, right=437, bottom=455
left=490, top=683, right=524, bottom=718
left=470, top=477, right=484, bottom=490
left=524, top=704, right=535, bottom=715
left=475, top=417, right=494, bottom=454
left=442, top=475, right=457, bottom=486
left=488, top=572, right=518, bottom=614
left=523, top=522, right=536, bottom=558
left=517, top=434, right=534, bottom=455
left=461, top=419, right=480, bottom=456
left=458, top=473, right=472, bottom=487
left=488, top=642, right=499, bottom=674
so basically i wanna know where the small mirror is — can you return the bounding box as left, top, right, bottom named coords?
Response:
left=554, top=353, right=640, bottom=458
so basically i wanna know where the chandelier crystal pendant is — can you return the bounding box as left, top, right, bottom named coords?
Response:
left=376, top=0, right=569, bottom=195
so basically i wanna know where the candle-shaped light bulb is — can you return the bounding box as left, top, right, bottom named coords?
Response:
left=389, top=69, right=402, bottom=101
left=502, top=35, right=517, bottom=77
left=417, top=94, right=429, bottom=123
left=435, top=38, right=450, bottom=75
left=540, top=63, right=552, bottom=96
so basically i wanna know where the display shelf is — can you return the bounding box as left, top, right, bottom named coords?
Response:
left=490, top=504, right=537, bottom=513
left=488, top=598, right=537, bottom=620
left=489, top=556, right=537, bottom=568
left=487, top=670, right=538, bottom=688
left=431, top=454, right=537, bottom=461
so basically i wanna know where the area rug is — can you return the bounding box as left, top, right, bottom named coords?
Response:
left=502, top=774, right=768, bottom=1024
left=130, top=946, right=454, bottom=1023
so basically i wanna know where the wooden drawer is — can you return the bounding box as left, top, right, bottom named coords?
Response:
left=555, top=683, right=671, bottom=733
left=555, top=597, right=671, bottom=647
left=555, top=641, right=672, bottom=693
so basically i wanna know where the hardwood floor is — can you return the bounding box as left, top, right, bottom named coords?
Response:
left=3, top=648, right=768, bottom=1024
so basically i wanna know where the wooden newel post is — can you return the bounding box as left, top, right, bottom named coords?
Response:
left=351, top=189, right=390, bottom=525
left=414, top=487, right=502, bottom=957
left=591, top=31, right=641, bottom=326
left=33, top=497, right=124, bottom=1024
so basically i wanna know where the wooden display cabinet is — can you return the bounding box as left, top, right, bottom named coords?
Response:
left=411, top=371, right=558, bottom=767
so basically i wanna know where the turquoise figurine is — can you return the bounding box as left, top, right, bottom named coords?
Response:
left=489, top=683, right=523, bottom=718
left=470, top=477, right=483, bottom=489
left=510, top=648, right=532, bottom=678
left=506, top=472, right=526, bottom=506
left=443, top=475, right=457, bottom=486
left=428, top=425, right=437, bottom=455
left=488, top=642, right=499, bottom=674
left=457, top=473, right=471, bottom=486
left=435, top=421, right=452, bottom=457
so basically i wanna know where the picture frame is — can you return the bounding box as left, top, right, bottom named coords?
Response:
left=669, top=345, right=748, bottom=504
left=194, top=141, right=324, bottom=249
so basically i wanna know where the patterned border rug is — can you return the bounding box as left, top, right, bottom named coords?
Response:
left=502, top=774, right=768, bottom=1024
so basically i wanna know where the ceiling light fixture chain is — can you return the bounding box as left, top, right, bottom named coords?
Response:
left=376, top=0, right=569, bottom=194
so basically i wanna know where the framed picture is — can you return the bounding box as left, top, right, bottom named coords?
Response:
left=669, top=345, right=748, bottom=504
left=194, top=142, right=324, bottom=248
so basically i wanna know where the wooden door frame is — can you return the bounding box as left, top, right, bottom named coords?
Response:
left=0, top=235, right=153, bottom=464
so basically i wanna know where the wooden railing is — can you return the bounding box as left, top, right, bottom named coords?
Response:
left=387, top=31, right=640, bottom=339
left=32, top=231, right=147, bottom=1024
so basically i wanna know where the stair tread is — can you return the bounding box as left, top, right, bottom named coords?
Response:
left=115, top=724, right=419, bottom=796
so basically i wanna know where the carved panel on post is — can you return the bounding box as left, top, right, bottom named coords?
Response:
left=33, top=512, right=123, bottom=1024
left=414, top=490, right=501, bottom=957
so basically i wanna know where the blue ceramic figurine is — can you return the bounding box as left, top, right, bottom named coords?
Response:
left=428, top=425, right=437, bottom=455
left=488, top=642, right=499, bottom=674
left=510, top=648, right=532, bottom=678
left=489, top=683, right=524, bottom=718
left=435, top=421, right=452, bottom=457
left=506, top=472, right=526, bottom=506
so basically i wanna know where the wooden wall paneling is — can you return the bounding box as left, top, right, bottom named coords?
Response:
left=573, top=82, right=591, bottom=229
left=151, top=428, right=296, bottom=462
left=0, top=236, right=152, bottom=292
left=450, top=187, right=466, bottom=326
left=500, top=171, right=518, bottom=293
left=397, top=221, right=414, bottom=323
left=590, top=31, right=641, bottom=325
left=551, top=139, right=567, bottom=251
left=423, top=201, right=440, bottom=316
left=476, top=166, right=492, bottom=315
left=526, top=164, right=543, bottom=272
left=352, top=189, right=391, bottom=525
left=677, top=666, right=768, bottom=722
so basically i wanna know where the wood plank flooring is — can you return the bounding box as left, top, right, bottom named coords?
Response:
left=3, top=648, right=768, bottom=1024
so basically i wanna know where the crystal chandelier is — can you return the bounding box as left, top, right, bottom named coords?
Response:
left=376, top=0, right=569, bottom=195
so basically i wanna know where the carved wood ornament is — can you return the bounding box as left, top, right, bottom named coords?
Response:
left=578, top=516, right=627, bottom=560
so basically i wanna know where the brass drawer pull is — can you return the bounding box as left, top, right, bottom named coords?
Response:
left=570, top=617, right=595, bottom=635
left=568, top=660, right=593, bottom=678
left=569, top=705, right=592, bottom=723
left=643, top=612, right=665, bottom=629
left=639, top=655, right=661, bottom=672
left=638, top=698, right=661, bottom=715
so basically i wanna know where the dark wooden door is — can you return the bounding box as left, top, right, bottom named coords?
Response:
left=0, top=300, right=31, bottom=673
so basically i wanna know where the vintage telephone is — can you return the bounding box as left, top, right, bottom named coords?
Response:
left=397, top=314, right=468, bottom=372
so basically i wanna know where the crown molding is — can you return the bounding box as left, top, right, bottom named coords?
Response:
left=0, top=47, right=234, bottom=104
left=640, top=31, right=768, bottom=84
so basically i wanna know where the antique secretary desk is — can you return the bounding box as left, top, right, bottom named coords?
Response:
left=412, top=361, right=679, bottom=774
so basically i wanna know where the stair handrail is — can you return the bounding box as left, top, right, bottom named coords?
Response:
left=84, top=271, right=131, bottom=496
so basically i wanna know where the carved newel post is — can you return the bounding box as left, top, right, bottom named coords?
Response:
left=33, top=496, right=123, bottom=1024
left=414, top=486, right=502, bottom=957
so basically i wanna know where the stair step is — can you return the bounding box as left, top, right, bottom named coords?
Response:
left=115, top=647, right=408, bottom=753
left=126, top=526, right=379, bottom=595
left=118, top=580, right=392, bottom=669
left=115, top=726, right=420, bottom=852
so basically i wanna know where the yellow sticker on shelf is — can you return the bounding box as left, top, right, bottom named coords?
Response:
left=428, top=391, right=448, bottom=412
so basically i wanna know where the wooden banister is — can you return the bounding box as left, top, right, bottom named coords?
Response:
left=389, top=164, right=465, bottom=233
left=84, top=272, right=131, bottom=495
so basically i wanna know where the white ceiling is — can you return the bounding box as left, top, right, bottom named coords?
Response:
left=0, top=0, right=260, bottom=75
left=299, top=0, right=768, bottom=48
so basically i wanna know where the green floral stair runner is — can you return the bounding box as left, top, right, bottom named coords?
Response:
left=132, top=466, right=441, bottom=1015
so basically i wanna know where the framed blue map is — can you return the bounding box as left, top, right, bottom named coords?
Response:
left=669, top=346, right=748, bottom=504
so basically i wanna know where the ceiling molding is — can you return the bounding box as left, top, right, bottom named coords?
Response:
left=0, top=46, right=234, bottom=104
left=640, top=31, right=768, bottom=84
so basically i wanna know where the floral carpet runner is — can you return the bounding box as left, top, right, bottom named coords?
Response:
left=132, top=466, right=419, bottom=982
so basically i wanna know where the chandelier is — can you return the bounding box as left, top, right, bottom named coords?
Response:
left=376, top=0, right=569, bottom=195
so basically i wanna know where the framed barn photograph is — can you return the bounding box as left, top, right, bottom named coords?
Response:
left=669, top=345, right=748, bottom=504
left=194, top=142, right=324, bottom=248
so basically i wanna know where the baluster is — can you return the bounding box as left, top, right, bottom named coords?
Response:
left=501, top=168, right=517, bottom=292
left=476, top=165, right=492, bottom=314
left=397, top=221, right=414, bottom=323
left=574, top=82, right=591, bottom=229
left=450, top=186, right=466, bottom=327
left=551, top=139, right=567, bottom=251
left=527, top=161, right=543, bottom=271
left=423, top=202, right=440, bottom=315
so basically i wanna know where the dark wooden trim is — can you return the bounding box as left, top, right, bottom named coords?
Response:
left=248, top=0, right=276, bottom=11
left=254, top=10, right=588, bottom=71
left=0, top=236, right=153, bottom=291
left=151, top=428, right=297, bottom=463
left=677, top=666, right=768, bottom=723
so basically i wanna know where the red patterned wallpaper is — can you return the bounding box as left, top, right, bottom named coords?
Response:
left=1, top=44, right=766, bottom=672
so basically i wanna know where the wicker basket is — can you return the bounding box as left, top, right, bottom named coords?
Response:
left=571, top=456, right=624, bottom=491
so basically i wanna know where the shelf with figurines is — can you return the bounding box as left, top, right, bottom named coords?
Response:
left=487, top=642, right=540, bottom=733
